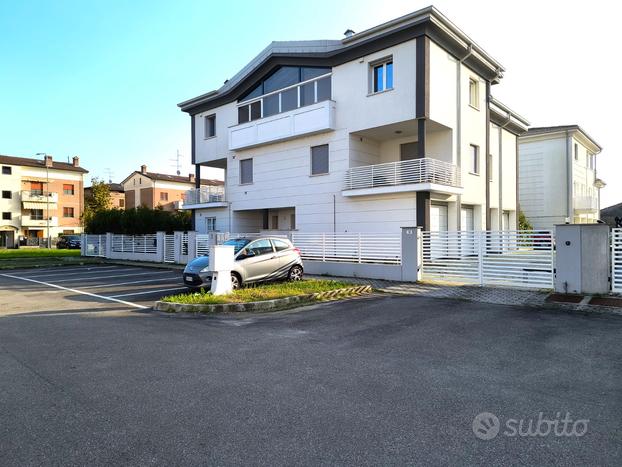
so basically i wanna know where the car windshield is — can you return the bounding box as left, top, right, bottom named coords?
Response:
left=223, top=238, right=251, bottom=254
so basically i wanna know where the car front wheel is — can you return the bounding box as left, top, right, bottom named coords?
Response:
left=231, top=272, right=241, bottom=290
left=288, top=265, right=303, bottom=281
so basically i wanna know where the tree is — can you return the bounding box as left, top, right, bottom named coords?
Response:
left=82, top=178, right=112, bottom=228
left=518, top=210, right=533, bottom=231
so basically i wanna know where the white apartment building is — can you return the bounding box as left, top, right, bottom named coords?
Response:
left=178, top=6, right=528, bottom=234
left=518, top=125, right=605, bottom=229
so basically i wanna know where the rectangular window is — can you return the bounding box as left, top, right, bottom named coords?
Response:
left=206, top=217, right=216, bottom=231
left=1, top=190, right=10, bottom=199
left=589, top=154, right=596, bottom=170
left=63, top=184, right=74, bottom=195
left=119, top=198, right=125, bottom=208
left=30, top=182, right=43, bottom=195
left=371, top=58, right=393, bottom=93
left=290, top=213, right=296, bottom=230
left=31, top=209, right=43, bottom=220
left=63, top=207, right=74, bottom=218
left=1, top=166, right=11, bottom=175
left=487, top=153, right=493, bottom=181
left=574, top=143, right=579, bottom=160
left=238, top=105, right=250, bottom=124
left=2, top=212, right=10, bottom=220
left=470, top=145, right=479, bottom=174
left=280, top=87, right=298, bottom=112
left=204, top=115, right=216, bottom=138
left=262, top=94, right=279, bottom=117
left=160, top=192, right=168, bottom=201
left=311, top=144, right=329, bottom=175
left=469, top=78, right=479, bottom=109
left=240, top=158, right=253, bottom=184
left=316, top=76, right=332, bottom=102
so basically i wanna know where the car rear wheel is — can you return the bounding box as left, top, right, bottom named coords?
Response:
left=231, top=272, right=241, bottom=290
left=288, top=265, right=303, bottom=281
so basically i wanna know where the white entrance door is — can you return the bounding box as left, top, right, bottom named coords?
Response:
left=460, top=206, right=476, bottom=255
left=430, top=204, right=448, bottom=232
left=461, top=207, right=474, bottom=231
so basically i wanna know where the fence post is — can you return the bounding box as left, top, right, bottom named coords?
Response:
left=155, top=232, right=165, bottom=263
left=322, top=233, right=326, bottom=262
left=401, top=226, right=422, bottom=282
left=105, top=233, right=113, bottom=258
left=187, top=231, right=197, bottom=259
left=477, top=231, right=484, bottom=286
left=80, top=234, right=86, bottom=256
left=358, top=233, right=362, bottom=264
left=173, top=231, right=183, bottom=264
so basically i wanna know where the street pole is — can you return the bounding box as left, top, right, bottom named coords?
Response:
left=46, top=164, right=50, bottom=248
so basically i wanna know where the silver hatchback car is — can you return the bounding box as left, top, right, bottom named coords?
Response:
left=183, top=237, right=304, bottom=289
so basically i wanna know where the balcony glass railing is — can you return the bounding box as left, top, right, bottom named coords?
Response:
left=184, top=186, right=225, bottom=205
left=344, top=158, right=462, bottom=191
left=236, top=74, right=331, bottom=125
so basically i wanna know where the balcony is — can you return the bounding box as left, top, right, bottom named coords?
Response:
left=343, top=158, right=462, bottom=197
left=574, top=196, right=599, bottom=213
left=21, top=190, right=58, bottom=204
left=21, top=215, right=58, bottom=227
left=182, top=186, right=227, bottom=209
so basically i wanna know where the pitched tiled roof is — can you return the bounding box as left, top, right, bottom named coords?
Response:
left=0, top=154, right=88, bottom=173
left=144, top=171, right=223, bottom=185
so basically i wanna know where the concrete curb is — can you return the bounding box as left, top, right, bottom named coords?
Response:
left=154, top=285, right=372, bottom=314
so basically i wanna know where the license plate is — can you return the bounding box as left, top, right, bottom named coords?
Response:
left=184, top=275, right=194, bottom=283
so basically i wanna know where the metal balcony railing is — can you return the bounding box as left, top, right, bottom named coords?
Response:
left=574, top=196, right=598, bottom=212
left=184, top=186, right=225, bottom=205
left=21, top=190, right=58, bottom=203
left=343, top=158, right=461, bottom=191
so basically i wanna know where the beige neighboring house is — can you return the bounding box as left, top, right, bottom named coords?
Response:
left=0, top=154, right=88, bottom=248
left=84, top=183, right=125, bottom=210
left=121, top=165, right=223, bottom=211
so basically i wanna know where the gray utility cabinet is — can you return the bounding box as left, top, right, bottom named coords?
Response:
left=554, top=224, right=610, bottom=295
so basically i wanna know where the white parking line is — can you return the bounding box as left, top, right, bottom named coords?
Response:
left=10, top=265, right=119, bottom=275
left=50, top=271, right=176, bottom=283
left=82, top=277, right=178, bottom=289
left=108, top=287, right=187, bottom=298
left=0, top=273, right=147, bottom=309
left=27, top=268, right=140, bottom=278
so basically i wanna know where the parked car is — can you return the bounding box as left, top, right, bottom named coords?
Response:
left=183, top=237, right=304, bottom=289
left=57, top=234, right=81, bottom=249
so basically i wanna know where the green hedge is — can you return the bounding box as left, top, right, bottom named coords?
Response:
left=84, top=207, right=191, bottom=234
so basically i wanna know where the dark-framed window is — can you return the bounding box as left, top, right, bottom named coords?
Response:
left=160, top=192, right=168, bottom=201
left=63, top=207, right=74, bottom=218
left=239, top=66, right=331, bottom=103
left=30, top=209, right=44, bottom=220
left=240, top=158, right=253, bottom=184
left=470, top=144, right=480, bottom=174
left=63, top=184, right=74, bottom=195
left=1, top=190, right=11, bottom=199
left=1, top=166, right=11, bottom=175
left=204, top=114, right=216, bottom=138
left=311, top=144, right=329, bottom=175
left=371, top=58, right=393, bottom=93
left=2, top=212, right=11, bottom=220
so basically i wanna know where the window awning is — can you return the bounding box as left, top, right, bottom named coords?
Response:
left=22, top=202, right=57, bottom=210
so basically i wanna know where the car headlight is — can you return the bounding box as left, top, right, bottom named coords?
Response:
left=200, top=266, right=212, bottom=273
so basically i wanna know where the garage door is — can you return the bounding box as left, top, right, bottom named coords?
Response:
left=430, top=204, right=448, bottom=232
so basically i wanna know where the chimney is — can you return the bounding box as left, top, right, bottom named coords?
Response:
left=189, top=173, right=195, bottom=183
left=140, top=164, right=147, bottom=174
left=72, top=156, right=80, bottom=167
left=44, top=155, right=53, bottom=168
left=344, top=29, right=355, bottom=38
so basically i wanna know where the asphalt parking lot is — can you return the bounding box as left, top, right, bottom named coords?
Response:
left=0, top=264, right=186, bottom=315
left=0, top=279, right=621, bottom=465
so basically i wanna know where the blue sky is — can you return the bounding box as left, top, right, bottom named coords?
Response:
left=1, top=0, right=619, bottom=205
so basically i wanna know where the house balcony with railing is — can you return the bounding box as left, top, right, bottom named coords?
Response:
left=574, top=195, right=599, bottom=213
left=342, top=158, right=462, bottom=197
left=21, top=190, right=58, bottom=204
left=182, top=185, right=227, bottom=209
left=229, top=73, right=335, bottom=151
left=21, top=215, right=58, bottom=227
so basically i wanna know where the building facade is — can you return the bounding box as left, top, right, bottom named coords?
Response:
left=0, top=154, right=88, bottom=247
left=179, top=6, right=528, bottom=234
left=518, top=125, right=604, bottom=230
left=121, top=165, right=223, bottom=211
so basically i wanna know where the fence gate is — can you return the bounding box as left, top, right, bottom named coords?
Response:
left=612, top=228, right=622, bottom=293
left=422, top=230, right=554, bottom=289
left=83, top=234, right=106, bottom=257
left=164, top=234, right=175, bottom=263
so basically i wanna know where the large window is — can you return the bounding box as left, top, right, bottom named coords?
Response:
left=371, top=58, right=393, bottom=93
left=30, top=209, right=44, bottom=220
left=63, top=184, right=74, bottom=195
left=237, top=66, right=331, bottom=124
left=206, top=217, right=216, bottom=231
left=30, top=182, right=43, bottom=195
left=469, top=78, right=479, bottom=109
left=63, top=207, right=74, bottom=218
left=311, top=144, right=329, bottom=175
left=204, top=114, right=216, bottom=138
left=240, top=158, right=253, bottom=184
left=470, top=144, right=480, bottom=174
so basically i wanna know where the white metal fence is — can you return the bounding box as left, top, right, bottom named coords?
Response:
left=612, top=228, right=622, bottom=293
left=164, top=234, right=175, bottom=263
left=111, top=234, right=158, bottom=254
left=422, top=230, right=554, bottom=289
left=291, top=232, right=402, bottom=264
left=83, top=234, right=106, bottom=257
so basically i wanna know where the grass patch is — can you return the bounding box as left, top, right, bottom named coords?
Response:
left=0, top=248, right=80, bottom=259
left=162, top=279, right=354, bottom=305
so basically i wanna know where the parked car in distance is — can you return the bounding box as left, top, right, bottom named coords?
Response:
left=57, top=234, right=81, bottom=249
left=183, top=237, right=304, bottom=289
